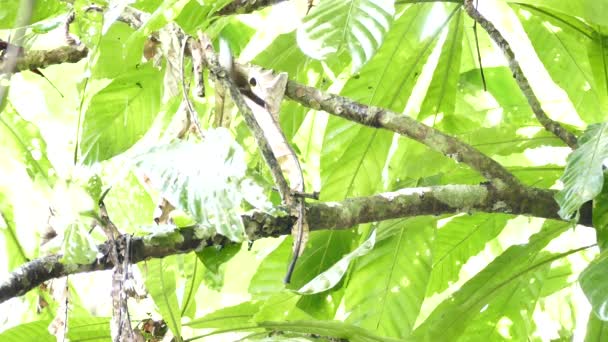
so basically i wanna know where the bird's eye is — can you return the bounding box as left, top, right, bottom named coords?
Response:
left=249, top=77, right=257, bottom=87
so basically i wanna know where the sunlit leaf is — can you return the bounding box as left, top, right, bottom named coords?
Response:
left=0, top=192, right=28, bottom=271
left=0, top=103, right=56, bottom=187
left=297, top=0, right=395, bottom=71
left=426, top=214, right=509, bottom=295
left=60, top=222, right=98, bottom=265
left=143, top=256, right=181, bottom=338
left=556, top=123, right=608, bottom=219
left=186, top=301, right=261, bottom=329
left=135, top=128, right=266, bottom=242
left=513, top=4, right=604, bottom=124
left=412, top=221, right=576, bottom=340
left=345, top=217, right=435, bottom=338
left=580, top=250, right=608, bottom=320
left=80, top=63, right=163, bottom=164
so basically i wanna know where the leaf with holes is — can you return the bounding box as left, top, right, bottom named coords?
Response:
left=135, top=128, right=268, bottom=242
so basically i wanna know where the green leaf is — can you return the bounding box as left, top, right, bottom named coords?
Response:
left=296, top=0, right=395, bottom=72
left=253, top=292, right=312, bottom=322
left=90, top=22, right=144, bottom=79
left=180, top=253, right=205, bottom=318
left=580, top=250, right=608, bottom=320
left=419, top=8, right=463, bottom=122
left=296, top=230, right=376, bottom=294
left=585, top=312, right=608, bottom=340
left=506, top=0, right=608, bottom=28
left=321, top=5, right=457, bottom=201
left=288, top=230, right=356, bottom=289
left=587, top=31, right=608, bottom=117
left=427, top=214, right=509, bottom=295
left=0, top=191, right=28, bottom=271
left=60, top=222, right=99, bottom=265
left=0, top=0, right=68, bottom=29
left=412, top=221, right=575, bottom=340
left=249, top=238, right=291, bottom=298
left=186, top=301, right=261, bottom=329
left=555, top=122, right=608, bottom=219
left=513, top=4, right=604, bottom=124
left=345, top=217, right=435, bottom=338
left=0, top=320, right=54, bottom=341
left=80, top=63, right=163, bottom=164
left=67, top=317, right=111, bottom=341
left=143, top=256, right=182, bottom=338
left=0, top=103, right=56, bottom=187
left=135, top=129, right=262, bottom=242
left=593, top=178, right=608, bottom=250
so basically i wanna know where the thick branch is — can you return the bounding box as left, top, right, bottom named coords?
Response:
left=217, top=0, right=289, bottom=16
left=284, top=79, right=523, bottom=191
left=463, top=0, right=578, bottom=149
left=0, top=45, right=88, bottom=74
left=0, top=184, right=566, bottom=304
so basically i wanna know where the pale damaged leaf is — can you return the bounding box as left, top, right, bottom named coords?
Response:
left=135, top=128, right=269, bottom=242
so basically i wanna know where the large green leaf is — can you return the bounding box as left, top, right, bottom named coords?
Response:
left=506, top=0, right=608, bottom=28
left=344, top=217, right=435, bottom=338
left=411, top=221, right=577, bottom=340
left=321, top=4, right=457, bottom=202
left=0, top=0, right=67, bottom=29
left=426, top=214, right=509, bottom=295
left=585, top=312, right=608, bottom=340
left=0, top=320, right=54, bottom=341
left=296, top=230, right=376, bottom=294
left=296, top=0, right=395, bottom=72
left=60, top=222, right=99, bottom=265
left=587, top=31, right=608, bottom=117
left=580, top=250, right=608, bottom=320
left=186, top=301, right=262, bottom=329
left=555, top=122, right=608, bottom=219
left=0, top=103, right=56, bottom=187
left=419, top=8, right=463, bottom=123
left=513, top=4, right=604, bottom=124
left=180, top=253, right=206, bottom=318
left=143, top=256, right=182, bottom=338
left=0, top=192, right=28, bottom=271
left=188, top=303, right=402, bottom=342
left=80, top=63, right=163, bottom=164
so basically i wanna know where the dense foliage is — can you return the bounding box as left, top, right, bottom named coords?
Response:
left=1, top=0, right=608, bottom=341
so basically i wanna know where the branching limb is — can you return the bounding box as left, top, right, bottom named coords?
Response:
left=0, top=183, right=571, bottom=304
left=463, top=0, right=578, bottom=149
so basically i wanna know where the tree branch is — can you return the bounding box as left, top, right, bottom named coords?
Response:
left=0, top=45, right=88, bottom=74
left=283, top=79, right=524, bottom=191
left=463, top=0, right=578, bottom=149
left=0, top=184, right=567, bottom=304
left=217, top=0, right=289, bottom=16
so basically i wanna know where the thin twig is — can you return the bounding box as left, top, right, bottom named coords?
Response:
left=463, top=0, right=578, bottom=148
left=180, top=36, right=203, bottom=138
left=472, top=0, right=487, bottom=91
